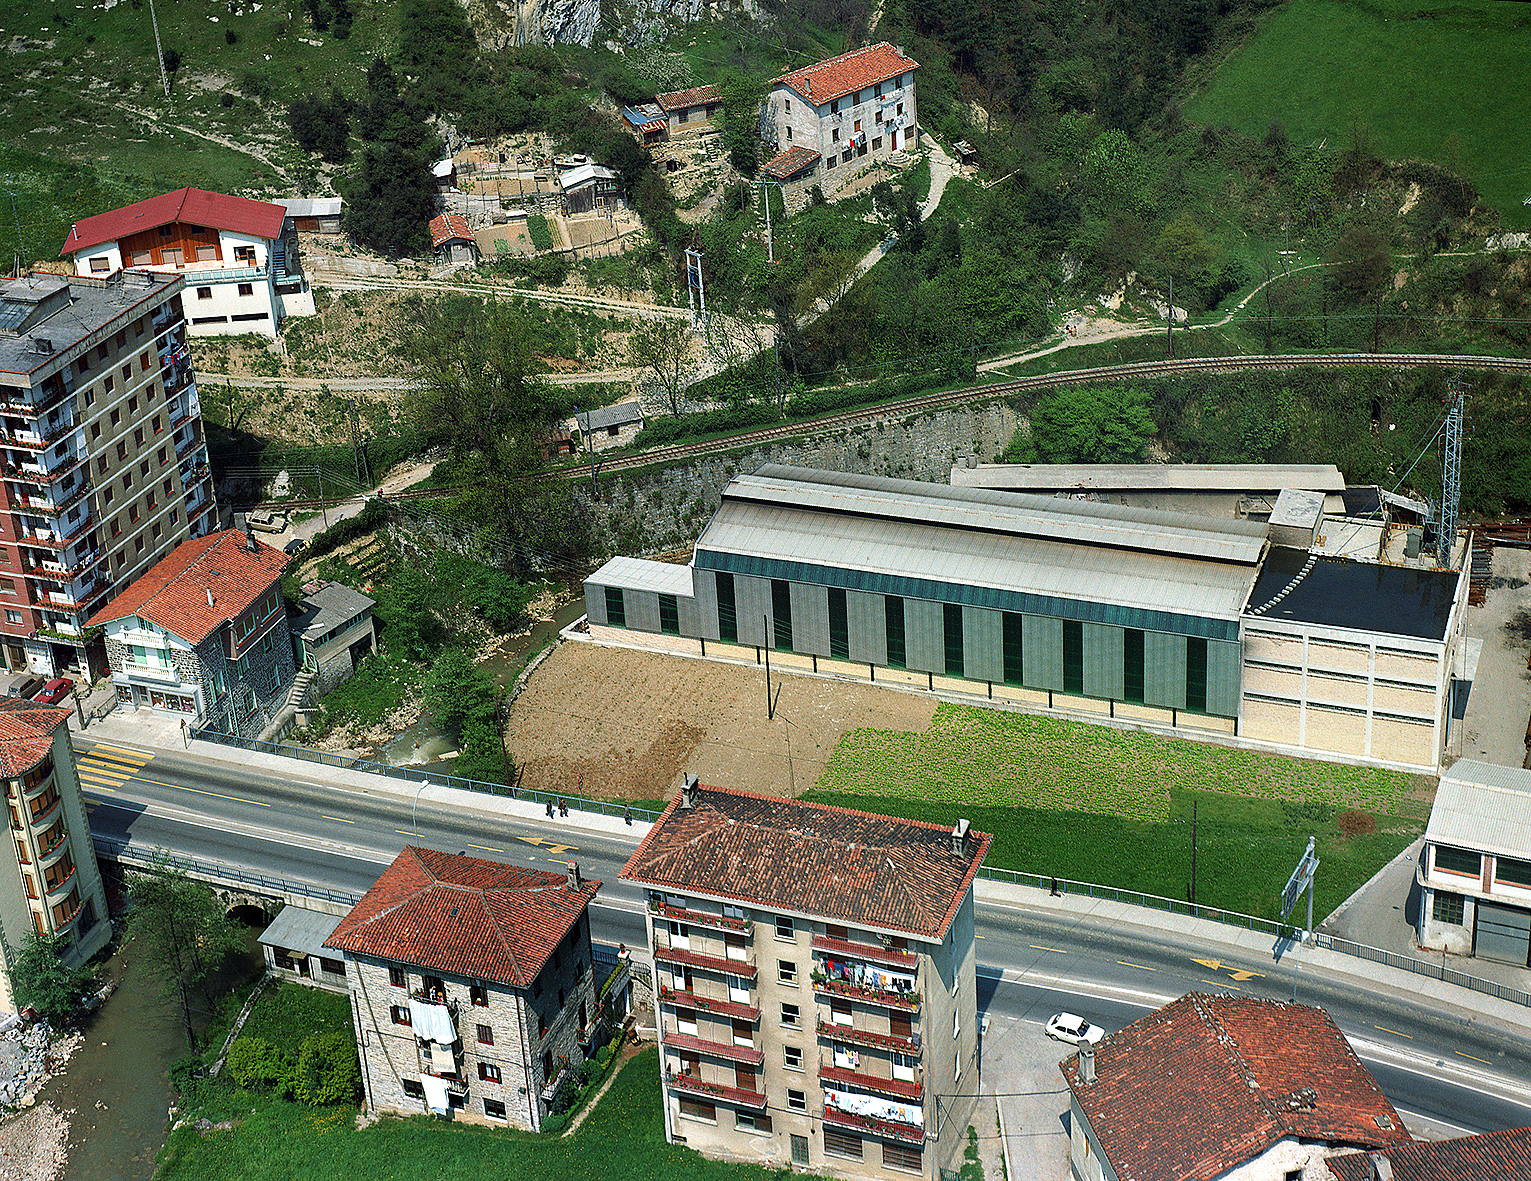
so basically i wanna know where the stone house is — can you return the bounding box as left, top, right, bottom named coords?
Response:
left=656, top=85, right=722, bottom=138
left=572, top=401, right=645, bottom=453
left=1063, top=993, right=1411, bottom=1181
left=428, top=214, right=478, bottom=266
left=289, top=580, right=376, bottom=696
left=324, top=846, right=602, bottom=1128
left=88, top=528, right=295, bottom=737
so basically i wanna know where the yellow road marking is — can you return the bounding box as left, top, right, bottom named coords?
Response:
left=467, top=843, right=501, bottom=853
left=395, top=829, right=415, bottom=837
left=80, top=765, right=132, bottom=781
left=1456, top=1050, right=1491, bottom=1065
left=1029, top=945, right=1067, bottom=954
left=517, top=836, right=577, bottom=855
left=1192, top=957, right=1264, bottom=982
left=1117, top=961, right=1157, bottom=972
left=86, top=741, right=151, bottom=760
left=975, top=933, right=986, bottom=939
left=77, top=763, right=271, bottom=807
left=1374, top=1024, right=1411, bottom=1039
left=322, top=815, right=354, bottom=824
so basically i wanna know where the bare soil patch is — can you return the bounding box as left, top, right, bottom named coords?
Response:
left=504, top=643, right=935, bottom=799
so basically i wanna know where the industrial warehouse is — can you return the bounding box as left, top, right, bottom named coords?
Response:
left=581, top=465, right=1471, bottom=772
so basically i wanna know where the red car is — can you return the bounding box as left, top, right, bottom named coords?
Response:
left=34, top=677, right=73, bottom=705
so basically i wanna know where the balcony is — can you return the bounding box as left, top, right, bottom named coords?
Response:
left=819, top=1064, right=922, bottom=1102
left=816, top=1016, right=922, bottom=1055
left=5, top=451, right=84, bottom=488
left=120, top=659, right=183, bottom=686
left=813, top=976, right=920, bottom=1012
left=654, top=945, right=756, bottom=979
left=664, top=1068, right=766, bottom=1111
left=649, top=900, right=753, bottom=935
left=0, top=383, right=71, bottom=420
left=17, top=512, right=93, bottom=552
left=812, top=935, right=918, bottom=971
left=656, top=984, right=758, bottom=1023
left=21, top=549, right=103, bottom=583
left=663, top=1031, right=763, bottom=1067
left=822, top=1105, right=926, bottom=1145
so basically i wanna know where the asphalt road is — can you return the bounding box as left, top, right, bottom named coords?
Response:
left=77, top=737, right=1531, bottom=1140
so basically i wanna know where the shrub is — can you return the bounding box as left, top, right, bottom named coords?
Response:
left=226, top=1036, right=294, bottom=1093
left=551, top=1075, right=580, bottom=1115
left=1338, top=809, right=1377, bottom=837
left=292, top=1031, right=362, bottom=1106
left=305, top=497, right=387, bottom=561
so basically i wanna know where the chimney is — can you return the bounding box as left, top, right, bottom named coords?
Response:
left=206, top=588, right=215, bottom=609
left=1370, top=1155, right=1393, bottom=1181
left=245, top=525, right=258, bottom=552
left=566, top=860, right=581, bottom=889
left=680, top=773, right=700, bottom=810
left=1079, top=1045, right=1096, bottom=1085
left=951, top=818, right=970, bottom=857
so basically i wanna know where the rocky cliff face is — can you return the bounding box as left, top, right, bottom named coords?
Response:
left=463, top=0, right=747, bottom=49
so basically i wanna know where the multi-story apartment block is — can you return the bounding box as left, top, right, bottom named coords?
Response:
left=0, top=269, right=214, bottom=680
left=621, top=778, right=990, bottom=1180
left=764, top=44, right=919, bottom=197
left=0, top=697, right=110, bottom=1012
left=61, top=187, right=315, bottom=338
left=324, top=846, right=602, bottom=1129
left=88, top=529, right=295, bottom=737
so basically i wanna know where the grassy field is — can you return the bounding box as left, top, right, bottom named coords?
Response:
left=806, top=703, right=1430, bottom=919
left=1186, top=0, right=1531, bottom=227
left=239, top=980, right=354, bottom=1053
left=159, top=1045, right=824, bottom=1180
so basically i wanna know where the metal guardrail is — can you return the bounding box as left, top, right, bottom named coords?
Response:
left=189, top=728, right=664, bottom=824
left=979, top=866, right=1531, bottom=1009
left=94, top=835, right=362, bottom=907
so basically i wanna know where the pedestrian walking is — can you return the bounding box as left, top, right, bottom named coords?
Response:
left=558, top=797, right=568, bottom=818
left=546, top=799, right=555, bottom=820
left=624, top=805, right=633, bottom=826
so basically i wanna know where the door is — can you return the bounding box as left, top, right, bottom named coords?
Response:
left=791, top=1134, right=809, bottom=1166
left=1475, top=900, right=1531, bottom=966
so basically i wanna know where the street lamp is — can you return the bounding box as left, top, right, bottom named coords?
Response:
left=412, top=780, right=434, bottom=845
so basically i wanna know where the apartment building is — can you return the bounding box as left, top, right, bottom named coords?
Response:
left=765, top=43, right=919, bottom=197
left=0, top=270, right=214, bottom=680
left=621, top=778, right=990, bottom=1180
left=61, top=187, right=315, bottom=338
left=88, top=529, right=295, bottom=738
left=0, top=697, right=110, bottom=1013
left=324, top=846, right=602, bottom=1128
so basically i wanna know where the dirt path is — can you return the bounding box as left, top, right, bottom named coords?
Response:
left=504, top=642, right=935, bottom=799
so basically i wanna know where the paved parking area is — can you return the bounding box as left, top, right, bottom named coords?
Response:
left=980, top=999, right=1074, bottom=1181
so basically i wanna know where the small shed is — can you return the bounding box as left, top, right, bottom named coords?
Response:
left=431, top=157, right=457, bottom=192
left=656, top=84, right=722, bottom=137
left=258, top=906, right=348, bottom=993
left=276, top=197, right=343, bottom=234
left=428, top=213, right=478, bottom=265
left=573, top=400, right=645, bottom=453
left=559, top=163, right=620, bottom=217
left=291, top=580, right=377, bottom=695
left=621, top=103, right=669, bottom=144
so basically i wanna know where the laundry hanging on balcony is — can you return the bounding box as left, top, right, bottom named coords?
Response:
left=409, top=998, right=458, bottom=1044
left=421, top=1072, right=450, bottom=1115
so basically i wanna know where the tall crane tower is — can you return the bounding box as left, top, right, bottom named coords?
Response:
left=1437, top=374, right=1466, bottom=568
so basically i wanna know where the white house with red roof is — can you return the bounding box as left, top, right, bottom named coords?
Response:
left=324, top=845, right=602, bottom=1128
left=60, top=187, right=316, bottom=338
left=766, top=43, right=918, bottom=197
left=87, top=528, right=295, bottom=737
left=1062, top=993, right=1413, bottom=1181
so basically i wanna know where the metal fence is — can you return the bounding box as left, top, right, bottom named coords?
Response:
left=95, top=835, right=362, bottom=908
left=190, top=728, right=664, bottom=825
left=979, top=866, right=1531, bottom=1010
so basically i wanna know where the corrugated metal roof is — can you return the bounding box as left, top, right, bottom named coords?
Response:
left=576, top=400, right=643, bottom=431
left=1268, top=488, right=1325, bottom=529
left=589, top=555, right=694, bottom=597
left=276, top=197, right=342, bottom=218
left=951, top=463, right=1347, bottom=494
left=297, top=582, right=374, bottom=641
left=259, top=906, right=343, bottom=956
left=1426, top=760, right=1531, bottom=859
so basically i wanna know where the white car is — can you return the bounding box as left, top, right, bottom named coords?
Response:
left=1046, top=1012, right=1105, bottom=1046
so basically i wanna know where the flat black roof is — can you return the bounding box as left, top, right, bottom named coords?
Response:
left=1245, top=548, right=1460, bottom=640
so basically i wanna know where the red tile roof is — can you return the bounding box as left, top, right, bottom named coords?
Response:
left=1327, top=1127, right=1531, bottom=1181
left=656, top=84, right=721, bottom=111
left=87, top=530, right=289, bottom=646
left=762, top=146, right=821, bottom=180
left=772, top=42, right=918, bottom=106
left=428, top=213, right=474, bottom=248
left=325, top=847, right=601, bottom=988
left=61, top=188, right=287, bottom=257
left=1063, top=994, right=1410, bottom=1181
left=0, top=699, right=69, bottom=776
left=620, top=784, right=989, bottom=940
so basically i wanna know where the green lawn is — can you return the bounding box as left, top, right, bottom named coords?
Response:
left=806, top=703, right=1430, bottom=919
left=1186, top=0, right=1531, bottom=226
left=159, top=1046, right=822, bottom=1180
left=239, top=980, right=354, bottom=1054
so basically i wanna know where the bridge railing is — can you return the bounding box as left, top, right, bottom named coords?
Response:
left=978, top=866, right=1531, bottom=1009
left=189, top=728, right=663, bottom=825
left=94, top=836, right=362, bottom=908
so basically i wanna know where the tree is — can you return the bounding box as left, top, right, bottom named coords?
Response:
left=288, top=90, right=351, bottom=163
left=1008, top=384, right=1155, bottom=463
left=126, top=860, right=244, bottom=1049
left=293, top=1031, right=362, bottom=1106
left=628, top=318, right=696, bottom=415
left=9, top=930, right=91, bottom=1024
left=423, top=648, right=507, bottom=782
left=341, top=141, right=437, bottom=257
left=719, top=71, right=766, bottom=177
left=1329, top=223, right=1391, bottom=298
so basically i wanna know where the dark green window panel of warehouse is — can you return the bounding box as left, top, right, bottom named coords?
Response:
left=771, top=579, right=793, bottom=652
left=943, top=603, right=964, bottom=678
left=828, top=588, right=850, bottom=659
left=604, top=586, right=626, bottom=628
left=716, top=573, right=738, bottom=642
left=659, top=594, right=680, bottom=635
left=885, top=595, right=906, bottom=668
left=1002, top=612, right=1024, bottom=686
left=1062, top=621, right=1084, bottom=695
left=1123, top=629, right=1145, bottom=704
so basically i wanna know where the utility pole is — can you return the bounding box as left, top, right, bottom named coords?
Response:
left=684, top=248, right=707, bottom=330
left=147, top=0, right=170, bottom=98
left=763, top=613, right=773, bottom=719
left=1189, top=797, right=1197, bottom=908
left=1166, top=274, right=1174, bottom=359
left=760, top=180, right=774, bottom=264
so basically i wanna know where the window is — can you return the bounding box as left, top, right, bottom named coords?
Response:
left=471, top=983, right=488, bottom=1006
left=238, top=283, right=254, bottom=297
left=390, top=1005, right=411, bottom=1026
left=389, top=965, right=406, bottom=987
left=890, top=1012, right=913, bottom=1039
left=775, top=915, right=794, bottom=940
left=832, top=128, right=841, bottom=143
left=1063, top=620, right=1084, bottom=694
left=1432, top=892, right=1464, bottom=925
left=161, top=248, right=183, bottom=264
left=121, top=365, right=132, bottom=382
left=478, top=1061, right=501, bottom=1083
left=1498, top=856, right=1531, bottom=888
left=483, top=1097, right=507, bottom=1119
left=152, top=414, right=161, bottom=434
left=715, top=572, right=737, bottom=642
left=770, top=579, right=793, bottom=651
left=1186, top=636, right=1208, bottom=712
left=196, top=287, right=213, bottom=300
left=140, top=352, right=150, bottom=371
left=736, top=1111, right=773, bottom=1132
left=892, top=1051, right=916, bottom=1081
left=897, top=102, right=904, bottom=115
left=129, top=395, right=138, bottom=412
left=872, top=136, right=882, bottom=150
left=477, top=1023, right=494, bottom=1045
left=781, top=1001, right=800, bottom=1027
left=91, top=422, right=101, bottom=440
left=3, top=611, right=21, bottom=626
left=679, top=1097, right=715, bottom=1121
left=788, top=1088, right=806, bottom=1111
left=677, top=1008, right=697, bottom=1036
left=538, top=1014, right=548, bottom=1038
left=116, top=441, right=128, bottom=461
left=778, top=959, right=797, bottom=984
left=830, top=999, right=852, bottom=1026
left=830, top=99, right=840, bottom=114
left=783, top=1044, right=803, bottom=1070
left=196, top=244, right=218, bottom=262
left=1435, top=846, right=1481, bottom=877
left=604, top=585, right=626, bottom=627
left=785, top=126, right=792, bottom=140
left=134, top=427, right=145, bottom=447
left=658, top=593, right=680, bottom=635
left=827, top=587, right=849, bottom=659
left=668, top=920, right=690, bottom=950
left=854, top=119, right=862, bottom=132
left=943, top=603, right=964, bottom=678
left=824, top=1127, right=863, bottom=1160
left=110, top=408, right=120, bottom=426
left=98, top=457, right=108, bottom=476
left=885, top=595, right=906, bottom=668
left=90, top=256, right=110, bottom=273
left=160, top=450, right=169, bottom=469
left=401, top=1080, right=424, bottom=1099
left=109, top=519, right=121, bottom=538
left=1123, top=628, right=1145, bottom=704
left=883, top=1142, right=922, bottom=1172
left=826, top=155, right=837, bottom=169
left=320, top=958, right=345, bottom=976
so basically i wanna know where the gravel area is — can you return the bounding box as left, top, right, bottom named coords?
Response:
left=0, top=1102, right=69, bottom=1181
left=0, top=1025, right=85, bottom=1181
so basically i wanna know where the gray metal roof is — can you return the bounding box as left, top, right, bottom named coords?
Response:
left=259, top=906, right=344, bottom=956
left=296, top=582, right=374, bottom=641
left=589, top=554, right=695, bottom=597
left=576, top=400, right=643, bottom=431
left=695, top=467, right=1266, bottom=621
left=1425, top=760, right=1531, bottom=861
left=276, top=197, right=342, bottom=218
left=951, top=462, right=1347, bottom=494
